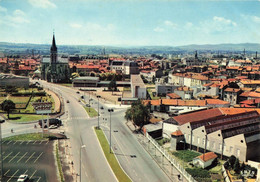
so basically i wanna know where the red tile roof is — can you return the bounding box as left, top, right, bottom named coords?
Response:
left=224, top=88, right=240, bottom=93
left=240, top=91, right=260, bottom=98
left=167, top=93, right=181, bottom=99
left=197, top=152, right=217, bottom=162
left=171, top=130, right=183, bottom=136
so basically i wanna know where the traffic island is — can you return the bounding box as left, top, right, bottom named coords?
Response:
left=94, top=127, right=131, bottom=182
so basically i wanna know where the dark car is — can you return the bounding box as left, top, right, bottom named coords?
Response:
left=76, top=91, right=80, bottom=94
left=38, top=118, right=62, bottom=128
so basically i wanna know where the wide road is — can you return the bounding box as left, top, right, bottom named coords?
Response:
left=38, top=80, right=171, bottom=182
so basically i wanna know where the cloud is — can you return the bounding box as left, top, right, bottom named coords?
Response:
left=14, top=9, right=25, bottom=16
left=185, top=22, right=193, bottom=29
left=199, top=16, right=237, bottom=33
left=0, top=5, right=7, bottom=12
left=69, top=23, right=82, bottom=28
left=241, top=14, right=260, bottom=23
left=0, top=9, right=30, bottom=27
left=251, top=16, right=260, bottom=23
left=164, top=20, right=178, bottom=28
left=213, top=16, right=237, bottom=26
left=154, top=27, right=164, bottom=32
left=28, top=0, right=56, bottom=9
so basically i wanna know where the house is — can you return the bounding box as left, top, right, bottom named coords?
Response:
left=131, top=74, right=147, bottom=99
left=223, top=88, right=241, bottom=105
left=156, top=84, right=178, bottom=97
left=72, top=76, right=99, bottom=87
left=193, top=152, right=218, bottom=169
left=0, top=74, right=29, bottom=88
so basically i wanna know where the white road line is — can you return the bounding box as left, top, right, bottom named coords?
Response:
left=39, top=141, right=43, bottom=144
left=13, top=141, right=18, bottom=145
left=27, top=141, right=31, bottom=144
left=17, top=152, right=28, bottom=163
left=33, top=141, right=37, bottom=144
left=7, top=141, right=12, bottom=145
left=36, top=177, right=41, bottom=182
left=4, top=169, right=10, bottom=176
left=9, top=152, right=20, bottom=163
left=25, top=152, right=35, bottom=163
left=45, top=141, right=49, bottom=145
left=20, top=141, right=24, bottom=145
left=30, top=169, right=37, bottom=180
left=3, top=152, right=13, bottom=160
left=34, top=152, right=43, bottom=163
left=2, top=140, right=6, bottom=144
left=7, top=169, right=19, bottom=182
left=23, top=169, right=28, bottom=174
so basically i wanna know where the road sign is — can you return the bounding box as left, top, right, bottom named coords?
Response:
left=32, top=102, right=52, bottom=114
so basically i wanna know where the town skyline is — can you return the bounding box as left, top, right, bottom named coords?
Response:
left=0, top=0, right=260, bottom=46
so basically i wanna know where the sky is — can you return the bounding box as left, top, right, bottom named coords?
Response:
left=0, top=0, right=259, bottom=46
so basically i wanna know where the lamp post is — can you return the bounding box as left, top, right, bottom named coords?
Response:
left=0, top=119, right=5, bottom=179
left=108, top=108, right=114, bottom=153
left=88, top=91, right=90, bottom=112
left=97, top=95, right=101, bottom=129
left=80, top=145, right=86, bottom=182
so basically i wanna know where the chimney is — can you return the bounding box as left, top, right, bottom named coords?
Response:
left=256, top=51, right=258, bottom=59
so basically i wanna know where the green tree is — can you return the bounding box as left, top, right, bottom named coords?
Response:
left=1, top=100, right=15, bottom=119
left=108, top=77, right=117, bottom=94
left=5, top=86, right=17, bottom=94
left=229, top=155, right=236, bottom=168
left=124, top=100, right=150, bottom=130
left=234, top=158, right=240, bottom=174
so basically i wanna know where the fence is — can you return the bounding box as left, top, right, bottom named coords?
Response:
left=145, top=132, right=197, bottom=182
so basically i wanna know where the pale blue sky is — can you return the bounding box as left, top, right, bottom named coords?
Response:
left=0, top=0, right=259, bottom=46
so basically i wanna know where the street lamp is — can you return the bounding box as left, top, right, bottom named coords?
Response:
left=0, top=119, right=5, bottom=179
left=108, top=108, right=114, bottom=153
left=97, top=95, right=101, bottom=129
left=80, top=145, right=86, bottom=182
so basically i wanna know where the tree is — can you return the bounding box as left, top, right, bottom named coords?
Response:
left=1, top=100, right=15, bottom=119
left=108, top=77, right=117, bottom=95
left=124, top=100, right=151, bottom=130
left=229, top=155, right=236, bottom=167
left=234, top=158, right=240, bottom=174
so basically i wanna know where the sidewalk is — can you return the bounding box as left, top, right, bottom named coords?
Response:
left=126, top=121, right=187, bottom=182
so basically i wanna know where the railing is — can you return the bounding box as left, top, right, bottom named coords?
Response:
left=145, top=132, right=197, bottom=182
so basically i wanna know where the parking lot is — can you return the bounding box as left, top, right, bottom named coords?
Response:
left=1, top=140, right=59, bottom=182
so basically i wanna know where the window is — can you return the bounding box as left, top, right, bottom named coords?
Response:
left=212, top=141, right=215, bottom=149
left=230, top=146, right=233, bottom=153
left=197, top=137, right=200, bottom=144
left=202, top=138, right=205, bottom=146
left=236, top=149, right=240, bottom=157
left=207, top=141, right=210, bottom=149
left=188, top=134, right=191, bottom=141
left=219, top=143, right=222, bottom=151
left=192, top=136, right=195, bottom=143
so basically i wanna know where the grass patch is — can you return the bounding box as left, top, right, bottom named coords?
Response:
left=84, top=106, right=98, bottom=117
left=56, top=83, right=72, bottom=87
left=56, top=144, right=65, bottom=182
left=3, top=133, right=52, bottom=141
left=5, top=114, right=47, bottom=123
left=172, top=150, right=201, bottom=162
left=95, top=128, right=131, bottom=182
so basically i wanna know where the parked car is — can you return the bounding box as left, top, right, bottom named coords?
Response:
left=86, top=104, right=90, bottom=107
left=100, top=106, right=104, bottom=110
left=76, top=91, right=80, bottom=94
left=38, top=118, right=62, bottom=128
left=17, top=174, right=28, bottom=182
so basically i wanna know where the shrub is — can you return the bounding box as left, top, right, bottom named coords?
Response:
left=229, top=155, right=236, bottom=167
left=186, top=168, right=211, bottom=178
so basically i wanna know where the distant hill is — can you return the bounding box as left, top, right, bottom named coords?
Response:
left=0, top=42, right=259, bottom=55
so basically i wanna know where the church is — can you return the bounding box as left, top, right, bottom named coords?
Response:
left=41, top=34, right=70, bottom=83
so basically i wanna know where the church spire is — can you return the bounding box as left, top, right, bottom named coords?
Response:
left=51, top=32, right=57, bottom=52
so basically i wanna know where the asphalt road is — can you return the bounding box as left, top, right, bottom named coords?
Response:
left=37, top=80, right=171, bottom=182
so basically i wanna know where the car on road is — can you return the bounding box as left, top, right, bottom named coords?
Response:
left=76, top=91, right=80, bottom=94
left=86, top=104, right=90, bottom=107
left=100, top=106, right=104, bottom=110
left=67, top=100, right=70, bottom=103
left=17, top=174, right=28, bottom=182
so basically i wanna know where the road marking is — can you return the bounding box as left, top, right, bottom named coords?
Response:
left=13, top=141, right=18, bottom=145
left=2, top=140, right=6, bottom=144
left=34, top=152, right=43, bottom=163
left=39, top=141, right=43, bottom=144
left=17, top=152, right=28, bottom=163
left=4, top=169, right=10, bottom=176
left=36, top=177, right=41, bottom=182
left=25, top=152, right=35, bottom=163
left=45, top=141, right=49, bottom=145
left=9, top=152, right=20, bottom=163
left=7, top=169, right=19, bottom=182
left=33, top=141, right=37, bottom=144
left=3, top=152, right=13, bottom=160
left=30, top=169, right=37, bottom=179
left=23, top=169, right=28, bottom=174
left=7, top=141, right=12, bottom=145
left=20, top=141, right=24, bottom=145
left=27, top=141, right=31, bottom=144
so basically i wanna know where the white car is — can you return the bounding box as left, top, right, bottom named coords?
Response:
left=17, top=174, right=28, bottom=182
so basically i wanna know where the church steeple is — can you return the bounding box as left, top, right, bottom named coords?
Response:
left=51, top=33, right=57, bottom=52
left=50, top=32, right=57, bottom=64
